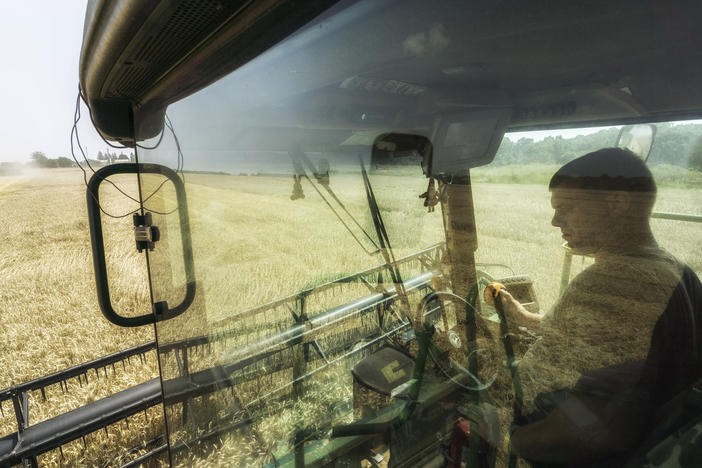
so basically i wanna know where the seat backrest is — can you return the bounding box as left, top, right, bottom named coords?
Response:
left=644, top=265, right=702, bottom=407
left=623, top=265, right=702, bottom=465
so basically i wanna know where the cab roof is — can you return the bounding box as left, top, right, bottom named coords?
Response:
left=80, top=0, right=702, bottom=144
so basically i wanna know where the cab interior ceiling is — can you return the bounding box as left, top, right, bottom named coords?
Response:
left=82, top=0, right=702, bottom=144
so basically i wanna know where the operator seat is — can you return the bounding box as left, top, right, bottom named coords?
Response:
left=523, top=265, right=702, bottom=467
left=622, top=265, right=702, bottom=466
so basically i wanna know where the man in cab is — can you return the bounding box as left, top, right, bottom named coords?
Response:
left=485, top=148, right=702, bottom=465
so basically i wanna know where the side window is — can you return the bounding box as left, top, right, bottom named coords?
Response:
left=473, top=122, right=702, bottom=313
left=647, top=123, right=702, bottom=274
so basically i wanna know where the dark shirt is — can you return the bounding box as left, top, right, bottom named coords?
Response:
left=643, top=265, right=702, bottom=407
left=517, top=263, right=702, bottom=466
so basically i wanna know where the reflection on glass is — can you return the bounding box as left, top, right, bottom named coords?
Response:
left=130, top=1, right=702, bottom=465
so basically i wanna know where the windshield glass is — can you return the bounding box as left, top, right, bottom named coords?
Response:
left=133, top=2, right=702, bottom=466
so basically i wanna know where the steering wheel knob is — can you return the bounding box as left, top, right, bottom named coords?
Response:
left=484, top=281, right=506, bottom=306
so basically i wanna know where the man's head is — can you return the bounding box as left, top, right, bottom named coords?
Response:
left=549, top=148, right=657, bottom=254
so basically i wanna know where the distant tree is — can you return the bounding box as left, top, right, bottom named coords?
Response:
left=31, top=151, right=49, bottom=167
left=493, top=137, right=514, bottom=165
left=689, top=137, right=702, bottom=172
left=97, top=151, right=106, bottom=161
left=646, top=123, right=702, bottom=167
left=129, top=153, right=136, bottom=162
left=57, top=157, right=74, bottom=168
left=118, top=153, right=129, bottom=160
left=514, top=137, right=536, bottom=163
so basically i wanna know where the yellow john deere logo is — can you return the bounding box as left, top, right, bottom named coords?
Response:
left=381, top=360, right=406, bottom=383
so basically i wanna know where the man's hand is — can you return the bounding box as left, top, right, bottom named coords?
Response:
left=484, top=282, right=509, bottom=307
left=484, top=282, right=520, bottom=313
left=484, top=282, right=542, bottom=332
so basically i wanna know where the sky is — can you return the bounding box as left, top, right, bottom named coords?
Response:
left=0, top=1, right=105, bottom=163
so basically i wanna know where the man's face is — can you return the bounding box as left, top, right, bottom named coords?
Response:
left=550, top=188, right=613, bottom=254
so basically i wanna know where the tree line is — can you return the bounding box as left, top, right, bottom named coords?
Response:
left=20, top=123, right=702, bottom=172
left=28, top=150, right=135, bottom=169
left=371, top=122, right=702, bottom=172
left=30, top=152, right=75, bottom=168
left=494, top=123, right=702, bottom=170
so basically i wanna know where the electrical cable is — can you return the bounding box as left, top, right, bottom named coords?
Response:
left=135, top=123, right=165, bottom=150
left=165, top=114, right=185, bottom=177
left=359, top=157, right=413, bottom=323
left=138, top=116, right=183, bottom=212
left=288, top=150, right=379, bottom=255
left=301, top=174, right=379, bottom=255
left=78, top=88, right=129, bottom=150
left=418, top=291, right=497, bottom=391
left=295, top=151, right=379, bottom=251
left=135, top=114, right=184, bottom=215
left=71, top=89, right=182, bottom=218
left=71, top=91, right=141, bottom=219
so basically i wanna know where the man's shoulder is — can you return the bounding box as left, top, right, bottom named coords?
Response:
left=557, top=247, right=688, bottom=322
left=575, top=247, right=684, bottom=288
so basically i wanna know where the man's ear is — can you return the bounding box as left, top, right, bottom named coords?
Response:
left=606, top=191, right=631, bottom=216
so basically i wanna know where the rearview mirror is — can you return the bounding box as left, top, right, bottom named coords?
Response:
left=431, top=108, right=512, bottom=176
left=370, top=108, right=512, bottom=179
left=371, top=133, right=433, bottom=175
left=616, top=124, right=656, bottom=161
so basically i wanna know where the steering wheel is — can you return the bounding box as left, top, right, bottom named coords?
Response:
left=330, top=279, right=515, bottom=468
left=421, top=278, right=502, bottom=393
left=330, top=279, right=497, bottom=433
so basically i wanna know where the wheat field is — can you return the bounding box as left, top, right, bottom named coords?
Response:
left=0, top=166, right=700, bottom=466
